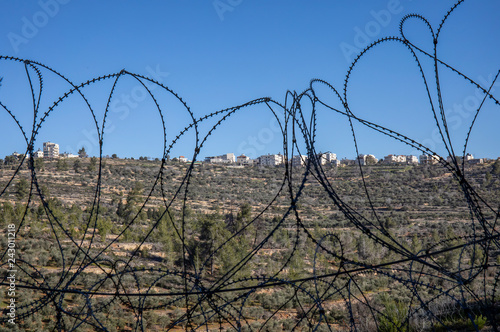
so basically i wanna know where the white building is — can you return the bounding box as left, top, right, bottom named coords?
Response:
left=317, top=152, right=337, bottom=165
left=383, top=154, right=416, bottom=164
left=383, top=155, right=395, bottom=164
left=236, top=154, right=253, bottom=165
left=467, top=158, right=484, bottom=165
left=33, top=149, right=44, bottom=158
left=420, top=154, right=439, bottom=165
left=291, top=155, right=307, bottom=167
left=406, top=155, right=419, bottom=164
left=259, top=154, right=284, bottom=166
left=357, top=154, right=378, bottom=166
left=178, top=156, right=188, bottom=163
left=383, top=154, right=406, bottom=164
left=43, top=142, right=59, bottom=159
left=317, top=154, right=327, bottom=165
left=222, top=153, right=236, bottom=163
left=205, top=156, right=222, bottom=163
left=204, top=153, right=236, bottom=164
left=447, top=153, right=475, bottom=163
left=60, top=153, right=78, bottom=158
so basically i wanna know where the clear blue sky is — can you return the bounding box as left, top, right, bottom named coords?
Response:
left=1, top=0, right=499, bottom=160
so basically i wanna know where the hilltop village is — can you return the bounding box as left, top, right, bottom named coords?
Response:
left=4, top=141, right=488, bottom=168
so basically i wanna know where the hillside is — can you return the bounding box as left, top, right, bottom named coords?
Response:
left=1, top=157, right=499, bottom=331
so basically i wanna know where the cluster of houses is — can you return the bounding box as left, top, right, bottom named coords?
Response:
left=9, top=141, right=486, bottom=167
left=419, top=153, right=484, bottom=165
left=195, top=152, right=337, bottom=167
left=11, top=142, right=78, bottom=160
left=177, top=152, right=485, bottom=167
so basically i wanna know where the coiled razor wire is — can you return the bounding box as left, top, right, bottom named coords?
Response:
left=1, top=1, right=500, bottom=331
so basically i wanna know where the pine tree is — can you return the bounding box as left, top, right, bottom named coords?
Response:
left=78, top=147, right=88, bottom=158
left=15, top=178, right=29, bottom=201
left=492, top=158, right=500, bottom=175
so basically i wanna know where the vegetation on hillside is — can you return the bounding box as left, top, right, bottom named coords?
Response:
left=1, top=158, right=499, bottom=330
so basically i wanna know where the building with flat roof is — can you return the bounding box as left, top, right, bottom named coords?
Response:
left=419, top=154, right=439, bottom=165
left=204, top=153, right=236, bottom=164
left=43, top=142, right=59, bottom=159
left=447, top=153, right=474, bottom=163
left=259, top=154, right=284, bottom=166
left=60, top=153, right=78, bottom=158
left=383, top=154, right=406, bottom=164
left=467, top=158, right=484, bottom=165
left=317, top=152, right=337, bottom=165
left=406, top=155, right=419, bottom=164
left=237, top=154, right=253, bottom=165
left=33, top=149, right=44, bottom=158
left=291, top=155, right=307, bottom=167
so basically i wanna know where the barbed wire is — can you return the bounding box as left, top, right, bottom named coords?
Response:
left=1, top=1, right=499, bottom=331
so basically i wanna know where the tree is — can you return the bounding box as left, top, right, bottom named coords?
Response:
left=357, top=236, right=375, bottom=262
left=4, top=155, right=17, bottom=165
left=112, top=153, right=118, bottom=159
left=97, top=217, right=112, bottom=241
left=34, top=158, right=44, bottom=172
left=116, top=200, right=126, bottom=218
left=484, top=172, right=492, bottom=186
left=127, top=182, right=143, bottom=207
left=492, top=158, right=500, bottom=175
left=287, top=250, right=305, bottom=280
left=15, top=178, right=29, bottom=201
left=0, top=202, right=15, bottom=226
left=56, top=159, right=68, bottom=171
left=40, top=184, right=50, bottom=198
left=377, top=294, right=409, bottom=332
left=117, top=182, right=144, bottom=220
left=229, top=203, right=252, bottom=234
left=73, top=159, right=81, bottom=173
left=78, top=147, right=88, bottom=158
left=88, top=156, right=97, bottom=172
left=366, top=155, right=377, bottom=165
left=219, top=235, right=252, bottom=278
left=411, top=234, right=422, bottom=254
left=192, top=212, right=229, bottom=274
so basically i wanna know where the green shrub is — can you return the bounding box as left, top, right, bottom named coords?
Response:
left=468, top=314, right=487, bottom=330
left=377, top=299, right=409, bottom=332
